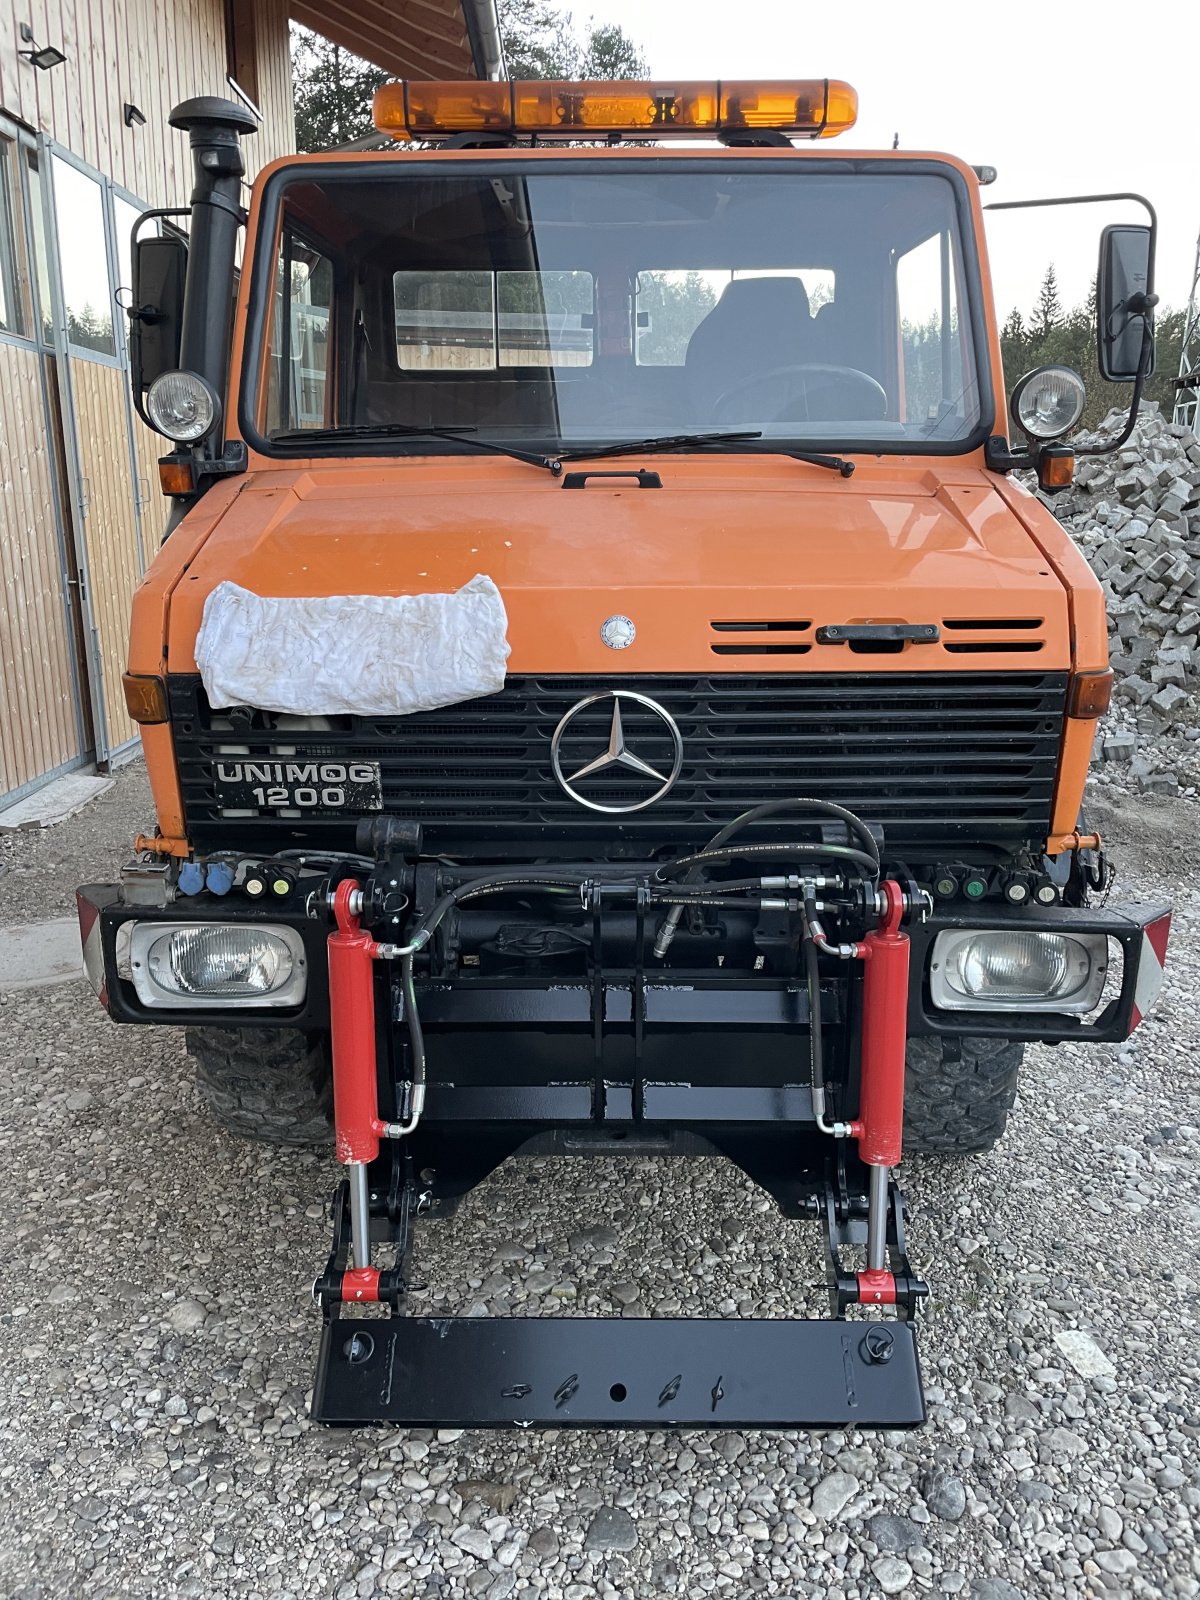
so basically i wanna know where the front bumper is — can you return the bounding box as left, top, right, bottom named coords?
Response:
left=77, top=883, right=1171, bottom=1046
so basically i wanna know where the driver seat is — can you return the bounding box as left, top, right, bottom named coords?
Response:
left=685, top=276, right=812, bottom=398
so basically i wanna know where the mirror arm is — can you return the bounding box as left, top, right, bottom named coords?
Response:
left=1075, top=307, right=1157, bottom=458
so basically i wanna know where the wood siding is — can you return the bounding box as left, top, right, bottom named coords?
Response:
left=70, top=355, right=143, bottom=753
left=0, top=337, right=80, bottom=793
left=0, top=2, right=294, bottom=211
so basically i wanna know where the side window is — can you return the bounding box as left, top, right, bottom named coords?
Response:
left=395, top=271, right=494, bottom=371
left=895, top=231, right=970, bottom=428
left=267, top=232, right=333, bottom=432
left=394, top=271, right=594, bottom=370
left=0, top=136, right=30, bottom=338
left=498, top=272, right=592, bottom=367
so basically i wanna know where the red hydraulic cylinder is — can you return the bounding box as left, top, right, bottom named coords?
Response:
left=328, top=879, right=385, bottom=1166
left=851, top=879, right=910, bottom=1169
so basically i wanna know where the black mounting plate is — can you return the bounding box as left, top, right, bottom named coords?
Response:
left=312, top=1314, right=925, bottom=1429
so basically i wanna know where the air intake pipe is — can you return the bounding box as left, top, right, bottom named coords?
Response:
left=168, top=96, right=257, bottom=456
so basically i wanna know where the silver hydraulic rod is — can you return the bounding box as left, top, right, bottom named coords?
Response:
left=348, top=1160, right=371, bottom=1271
left=866, top=1163, right=889, bottom=1273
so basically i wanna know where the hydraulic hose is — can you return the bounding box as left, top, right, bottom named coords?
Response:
left=803, top=932, right=854, bottom=1138
left=389, top=951, right=426, bottom=1136
left=657, top=842, right=879, bottom=878
left=653, top=796, right=881, bottom=960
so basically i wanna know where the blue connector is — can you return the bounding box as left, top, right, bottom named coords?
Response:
left=178, top=860, right=206, bottom=896
left=206, top=860, right=236, bottom=896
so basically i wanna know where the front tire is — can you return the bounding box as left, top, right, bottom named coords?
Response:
left=186, top=1027, right=333, bottom=1147
left=903, top=1035, right=1023, bottom=1155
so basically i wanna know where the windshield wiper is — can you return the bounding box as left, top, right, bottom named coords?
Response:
left=553, top=430, right=763, bottom=464
left=552, top=430, right=854, bottom=476
left=777, top=449, right=856, bottom=477
left=270, top=422, right=558, bottom=472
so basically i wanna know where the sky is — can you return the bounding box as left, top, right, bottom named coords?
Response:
left=577, top=0, right=1197, bottom=319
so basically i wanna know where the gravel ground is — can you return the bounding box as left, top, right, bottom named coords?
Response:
left=0, top=766, right=1197, bottom=1600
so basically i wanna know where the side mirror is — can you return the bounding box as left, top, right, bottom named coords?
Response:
left=129, top=230, right=187, bottom=413
left=1096, top=224, right=1155, bottom=383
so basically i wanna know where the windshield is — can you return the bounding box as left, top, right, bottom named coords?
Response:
left=249, top=161, right=986, bottom=455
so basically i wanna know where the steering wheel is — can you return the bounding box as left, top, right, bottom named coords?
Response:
left=712, top=363, right=889, bottom=427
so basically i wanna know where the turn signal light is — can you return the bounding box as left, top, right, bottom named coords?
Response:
left=158, top=457, right=196, bottom=496
left=1037, top=447, right=1075, bottom=493
left=1067, top=668, right=1114, bottom=720
left=373, top=78, right=858, bottom=142
left=122, top=672, right=169, bottom=725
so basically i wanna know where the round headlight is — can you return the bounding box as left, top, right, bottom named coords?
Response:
left=1010, top=365, right=1086, bottom=441
left=146, top=369, right=220, bottom=443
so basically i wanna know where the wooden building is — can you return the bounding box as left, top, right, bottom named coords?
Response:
left=0, top=0, right=497, bottom=806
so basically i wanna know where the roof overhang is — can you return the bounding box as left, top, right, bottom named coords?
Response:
left=288, top=0, right=503, bottom=81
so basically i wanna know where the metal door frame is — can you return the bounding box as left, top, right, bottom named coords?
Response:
left=0, top=114, right=92, bottom=800
left=35, top=137, right=153, bottom=765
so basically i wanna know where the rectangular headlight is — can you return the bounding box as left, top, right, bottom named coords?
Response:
left=123, top=922, right=308, bottom=1010
left=929, top=929, right=1108, bottom=1013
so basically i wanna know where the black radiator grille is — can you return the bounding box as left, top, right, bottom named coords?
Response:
left=170, top=672, right=1068, bottom=855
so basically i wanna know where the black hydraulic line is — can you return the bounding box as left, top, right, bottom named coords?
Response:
left=649, top=895, right=779, bottom=910
left=803, top=932, right=823, bottom=1105
left=399, top=951, right=426, bottom=1112
left=702, top=797, right=882, bottom=869
left=651, top=796, right=879, bottom=961
left=658, top=842, right=879, bottom=877
left=412, top=870, right=623, bottom=946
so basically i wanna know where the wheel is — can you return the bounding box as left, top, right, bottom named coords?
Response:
left=186, top=1027, right=333, bottom=1146
left=903, top=1036, right=1023, bottom=1155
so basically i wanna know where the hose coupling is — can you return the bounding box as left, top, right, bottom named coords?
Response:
left=382, top=1082, right=427, bottom=1138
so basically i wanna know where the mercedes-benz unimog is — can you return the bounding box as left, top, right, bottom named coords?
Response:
left=77, top=78, right=1172, bottom=1428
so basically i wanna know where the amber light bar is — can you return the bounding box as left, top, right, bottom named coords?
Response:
left=373, top=79, right=858, bottom=143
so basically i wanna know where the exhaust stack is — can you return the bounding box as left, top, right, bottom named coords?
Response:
left=167, top=96, right=257, bottom=448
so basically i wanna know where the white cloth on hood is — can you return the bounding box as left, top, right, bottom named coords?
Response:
left=194, top=574, right=510, bottom=716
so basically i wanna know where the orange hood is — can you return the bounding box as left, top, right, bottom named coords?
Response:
left=147, top=455, right=1078, bottom=678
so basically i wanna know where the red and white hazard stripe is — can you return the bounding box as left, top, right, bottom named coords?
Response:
left=1131, top=912, right=1171, bottom=1030
left=75, top=891, right=108, bottom=1008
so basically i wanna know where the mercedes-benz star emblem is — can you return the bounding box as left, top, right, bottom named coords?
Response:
left=600, top=614, right=636, bottom=650
left=550, top=690, right=683, bottom=814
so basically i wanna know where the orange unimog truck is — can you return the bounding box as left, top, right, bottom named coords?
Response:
left=78, top=80, right=1172, bottom=1429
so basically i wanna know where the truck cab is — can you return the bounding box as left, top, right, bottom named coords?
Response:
left=78, top=79, right=1171, bottom=1430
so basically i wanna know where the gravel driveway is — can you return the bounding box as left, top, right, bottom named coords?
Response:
left=0, top=767, right=1196, bottom=1600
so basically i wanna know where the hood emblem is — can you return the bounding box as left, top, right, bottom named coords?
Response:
left=600, top=614, right=636, bottom=650
left=550, top=690, right=683, bottom=814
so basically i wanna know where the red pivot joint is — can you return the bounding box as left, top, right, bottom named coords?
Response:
left=855, top=1269, right=898, bottom=1306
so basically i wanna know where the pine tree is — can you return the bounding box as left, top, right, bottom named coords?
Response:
left=497, top=0, right=646, bottom=80
left=291, top=27, right=387, bottom=151
left=579, top=22, right=647, bottom=78
left=497, top=1, right=579, bottom=78
left=1033, top=264, right=1062, bottom=340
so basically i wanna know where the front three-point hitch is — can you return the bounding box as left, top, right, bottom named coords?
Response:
left=310, top=821, right=930, bottom=1429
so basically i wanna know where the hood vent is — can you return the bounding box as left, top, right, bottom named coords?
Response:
left=942, top=618, right=1044, bottom=654
left=710, top=619, right=812, bottom=656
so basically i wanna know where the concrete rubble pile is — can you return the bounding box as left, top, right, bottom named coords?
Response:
left=1036, top=403, right=1200, bottom=796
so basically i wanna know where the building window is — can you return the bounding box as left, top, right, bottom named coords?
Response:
left=0, top=138, right=30, bottom=339
left=224, top=0, right=260, bottom=113
left=52, top=156, right=116, bottom=357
